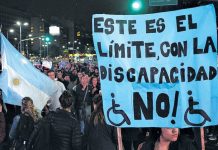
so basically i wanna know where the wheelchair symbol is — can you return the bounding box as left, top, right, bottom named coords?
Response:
left=107, top=99, right=131, bottom=126
left=184, top=91, right=211, bottom=126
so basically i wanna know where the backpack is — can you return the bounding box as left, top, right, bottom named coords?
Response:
left=16, top=112, right=35, bottom=141
left=10, top=113, right=34, bottom=150
left=26, top=113, right=53, bottom=150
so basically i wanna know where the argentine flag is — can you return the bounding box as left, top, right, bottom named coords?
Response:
left=0, top=33, right=59, bottom=110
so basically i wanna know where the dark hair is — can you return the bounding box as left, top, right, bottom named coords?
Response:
left=0, top=97, right=3, bottom=106
left=47, top=70, right=55, bottom=74
left=90, top=94, right=104, bottom=126
left=148, top=128, right=161, bottom=141
left=92, top=94, right=102, bottom=105
left=22, top=97, right=33, bottom=108
left=0, top=89, right=2, bottom=105
left=59, top=91, right=73, bottom=109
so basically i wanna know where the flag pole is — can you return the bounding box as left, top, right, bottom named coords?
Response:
left=117, top=128, right=123, bottom=150
left=200, top=128, right=205, bottom=150
left=0, top=24, right=2, bottom=32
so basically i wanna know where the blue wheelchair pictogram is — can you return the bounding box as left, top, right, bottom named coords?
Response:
left=107, top=98, right=131, bottom=126
left=184, top=91, right=211, bottom=126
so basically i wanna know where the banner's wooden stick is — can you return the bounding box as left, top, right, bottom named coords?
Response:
left=117, top=128, right=123, bottom=150
left=200, top=128, right=205, bottom=150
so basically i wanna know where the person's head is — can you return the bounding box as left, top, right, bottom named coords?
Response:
left=160, top=128, right=179, bottom=142
left=57, top=70, right=63, bottom=79
left=72, top=69, right=77, bottom=75
left=77, top=72, right=82, bottom=80
left=59, top=90, right=73, bottom=110
left=89, top=66, right=94, bottom=72
left=81, top=74, right=89, bottom=85
left=53, top=64, right=59, bottom=71
left=43, top=67, right=50, bottom=75
left=48, top=70, right=55, bottom=80
left=91, top=94, right=104, bottom=125
left=65, top=63, right=71, bottom=71
left=91, top=76, right=98, bottom=87
left=94, top=67, right=99, bottom=74
left=21, top=97, right=34, bottom=113
left=64, top=75, right=71, bottom=81
left=21, top=97, right=39, bottom=121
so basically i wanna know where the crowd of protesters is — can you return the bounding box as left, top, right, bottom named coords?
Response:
left=0, top=58, right=218, bottom=150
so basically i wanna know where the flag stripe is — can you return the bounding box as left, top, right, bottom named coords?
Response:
left=1, top=35, right=57, bottom=96
left=7, top=65, right=49, bottom=110
left=3, top=87, right=22, bottom=106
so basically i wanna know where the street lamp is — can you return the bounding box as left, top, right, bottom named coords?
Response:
left=16, top=21, right=29, bottom=52
left=7, top=29, right=14, bottom=39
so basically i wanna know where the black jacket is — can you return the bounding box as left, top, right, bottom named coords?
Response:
left=0, top=112, right=5, bottom=143
left=50, top=109, right=82, bottom=150
left=74, top=84, right=92, bottom=109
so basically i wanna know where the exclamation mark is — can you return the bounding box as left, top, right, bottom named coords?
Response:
left=171, top=91, right=179, bottom=124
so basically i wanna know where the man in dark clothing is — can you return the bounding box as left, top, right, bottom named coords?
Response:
left=50, top=91, right=82, bottom=150
left=27, top=91, right=81, bottom=150
left=73, top=74, right=92, bottom=134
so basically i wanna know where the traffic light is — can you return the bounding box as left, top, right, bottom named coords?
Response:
left=132, top=1, right=142, bottom=11
left=128, top=0, right=145, bottom=13
left=45, top=36, right=50, bottom=42
left=42, top=34, right=53, bottom=44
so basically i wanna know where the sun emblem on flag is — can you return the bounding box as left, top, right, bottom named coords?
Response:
left=12, top=78, right=20, bottom=86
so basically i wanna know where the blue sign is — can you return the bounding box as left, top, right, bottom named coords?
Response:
left=92, top=5, right=218, bottom=128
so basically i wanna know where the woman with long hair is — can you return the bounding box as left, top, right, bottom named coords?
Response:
left=139, top=128, right=197, bottom=150
left=84, top=94, right=117, bottom=150
left=90, top=76, right=100, bottom=97
left=20, top=97, right=39, bottom=122
left=9, top=97, right=39, bottom=150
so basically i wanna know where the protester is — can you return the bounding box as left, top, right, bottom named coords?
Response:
left=48, top=90, right=81, bottom=150
left=9, top=97, right=39, bottom=149
left=77, top=71, right=83, bottom=84
left=84, top=94, right=117, bottom=150
left=93, top=67, right=99, bottom=77
left=90, top=76, right=100, bottom=97
left=47, top=70, right=66, bottom=111
left=139, top=128, right=197, bottom=150
left=71, top=69, right=79, bottom=82
left=57, top=70, right=69, bottom=88
left=73, top=74, right=92, bottom=134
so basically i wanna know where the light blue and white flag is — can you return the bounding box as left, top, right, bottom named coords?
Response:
left=0, top=33, right=59, bottom=110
